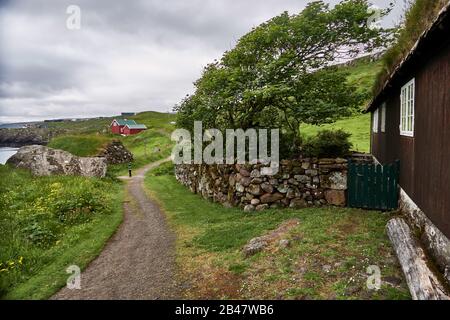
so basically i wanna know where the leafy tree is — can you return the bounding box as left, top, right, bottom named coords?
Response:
left=175, top=0, right=393, bottom=157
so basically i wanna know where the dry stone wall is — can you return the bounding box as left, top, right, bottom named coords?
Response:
left=175, top=158, right=349, bottom=211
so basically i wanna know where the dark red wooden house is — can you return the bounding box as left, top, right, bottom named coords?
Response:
left=122, top=123, right=148, bottom=135
left=110, top=118, right=147, bottom=135
left=366, top=2, right=450, bottom=242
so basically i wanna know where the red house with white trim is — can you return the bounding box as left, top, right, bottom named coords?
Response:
left=110, top=119, right=147, bottom=135
left=122, top=123, right=148, bottom=135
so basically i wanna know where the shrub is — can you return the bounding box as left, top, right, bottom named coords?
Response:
left=279, top=131, right=303, bottom=159
left=302, top=130, right=353, bottom=158
left=22, top=222, right=56, bottom=247
left=50, top=181, right=110, bottom=224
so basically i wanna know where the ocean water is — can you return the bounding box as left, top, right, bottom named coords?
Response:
left=0, top=147, right=19, bottom=164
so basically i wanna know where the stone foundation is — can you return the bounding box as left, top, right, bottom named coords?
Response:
left=175, top=158, right=348, bottom=211
left=399, top=189, right=450, bottom=286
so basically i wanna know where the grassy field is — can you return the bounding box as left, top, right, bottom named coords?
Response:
left=145, top=166, right=410, bottom=300
left=301, top=113, right=371, bottom=153
left=48, top=135, right=111, bottom=157
left=108, top=130, right=174, bottom=176
left=0, top=166, right=123, bottom=299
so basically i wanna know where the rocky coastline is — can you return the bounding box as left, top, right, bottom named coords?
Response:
left=0, top=128, right=61, bottom=147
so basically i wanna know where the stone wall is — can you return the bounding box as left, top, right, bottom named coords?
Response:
left=175, top=158, right=348, bottom=212
left=98, top=140, right=133, bottom=164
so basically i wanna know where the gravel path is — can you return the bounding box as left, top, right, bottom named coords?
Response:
left=52, top=158, right=179, bottom=300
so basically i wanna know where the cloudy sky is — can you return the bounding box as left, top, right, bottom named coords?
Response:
left=0, top=0, right=404, bottom=123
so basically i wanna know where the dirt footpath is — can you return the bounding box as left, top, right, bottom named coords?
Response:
left=52, top=158, right=179, bottom=300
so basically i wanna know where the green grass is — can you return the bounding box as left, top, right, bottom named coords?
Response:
left=301, top=113, right=371, bottom=153
left=108, top=129, right=174, bottom=176
left=144, top=169, right=410, bottom=300
left=343, top=58, right=383, bottom=100
left=0, top=165, right=124, bottom=299
left=48, top=135, right=112, bottom=157
left=128, top=111, right=176, bottom=132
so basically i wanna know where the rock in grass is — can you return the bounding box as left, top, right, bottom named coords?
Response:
left=322, top=264, right=332, bottom=273
left=279, top=239, right=290, bottom=248
left=242, top=237, right=267, bottom=257
left=7, top=145, right=107, bottom=178
left=244, top=204, right=255, bottom=212
left=256, top=204, right=269, bottom=211
left=242, top=219, right=300, bottom=258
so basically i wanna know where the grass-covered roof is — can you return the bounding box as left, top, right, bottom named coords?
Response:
left=372, top=0, right=450, bottom=97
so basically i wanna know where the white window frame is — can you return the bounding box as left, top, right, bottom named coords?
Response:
left=372, top=108, right=379, bottom=133
left=400, top=78, right=415, bottom=137
left=380, top=102, right=386, bottom=133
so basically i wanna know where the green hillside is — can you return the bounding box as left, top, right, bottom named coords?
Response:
left=344, top=58, right=383, bottom=101
left=48, top=135, right=111, bottom=157
left=46, top=111, right=175, bottom=137
left=47, top=111, right=176, bottom=175
left=301, top=113, right=371, bottom=153
left=301, top=57, right=382, bottom=153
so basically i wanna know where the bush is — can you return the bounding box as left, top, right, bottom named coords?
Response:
left=22, top=222, right=56, bottom=247
left=279, top=131, right=302, bottom=159
left=302, top=129, right=352, bottom=158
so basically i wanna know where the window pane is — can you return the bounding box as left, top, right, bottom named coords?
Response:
left=401, top=89, right=405, bottom=132
left=400, top=80, right=415, bottom=135
left=408, top=99, right=411, bottom=121
left=373, top=109, right=378, bottom=133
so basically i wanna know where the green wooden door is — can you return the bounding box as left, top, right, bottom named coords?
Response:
left=347, top=161, right=399, bottom=211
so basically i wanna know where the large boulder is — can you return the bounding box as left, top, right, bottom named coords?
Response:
left=98, top=140, right=133, bottom=164
left=6, top=145, right=107, bottom=178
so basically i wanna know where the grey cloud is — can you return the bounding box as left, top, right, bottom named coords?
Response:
left=0, top=0, right=404, bottom=123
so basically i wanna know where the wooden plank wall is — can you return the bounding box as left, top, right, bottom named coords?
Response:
left=371, top=43, right=450, bottom=238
